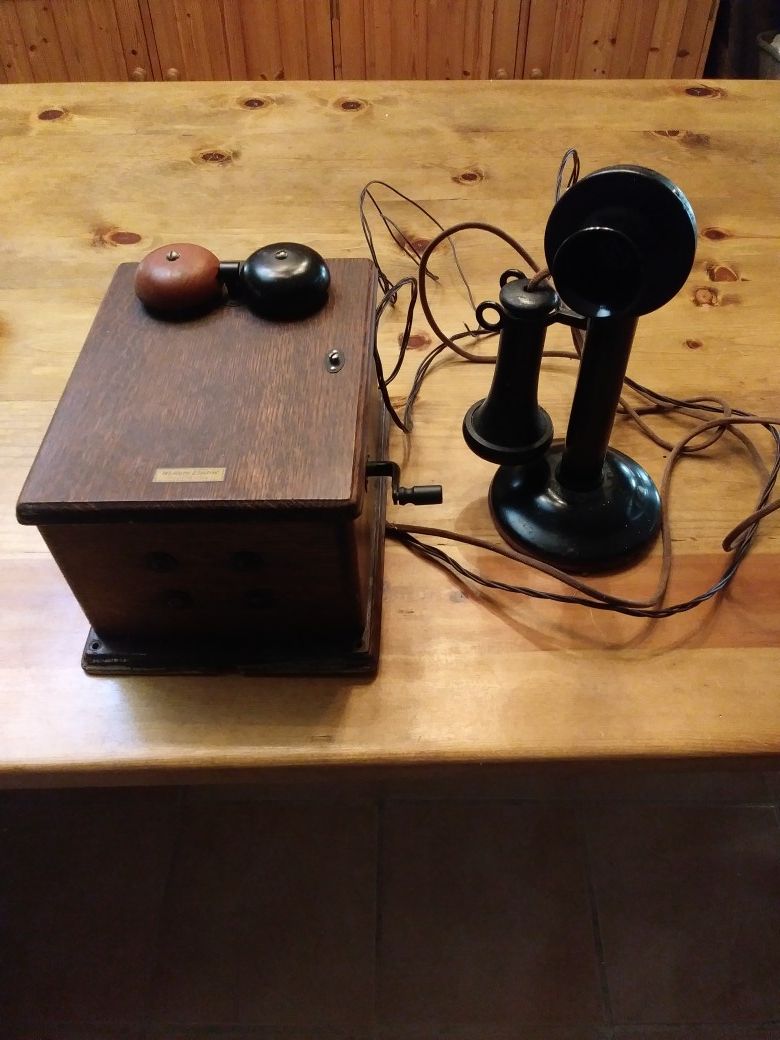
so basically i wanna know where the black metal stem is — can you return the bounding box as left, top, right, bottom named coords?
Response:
left=557, top=314, right=638, bottom=490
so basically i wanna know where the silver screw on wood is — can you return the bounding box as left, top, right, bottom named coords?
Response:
left=166, top=250, right=180, bottom=261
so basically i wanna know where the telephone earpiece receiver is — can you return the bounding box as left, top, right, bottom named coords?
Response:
left=134, top=241, right=331, bottom=320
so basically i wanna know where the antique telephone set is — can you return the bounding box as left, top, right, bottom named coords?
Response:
left=18, top=161, right=726, bottom=674
left=460, top=164, right=697, bottom=572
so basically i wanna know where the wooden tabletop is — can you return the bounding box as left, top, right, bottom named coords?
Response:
left=2, top=79, right=780, bottom=786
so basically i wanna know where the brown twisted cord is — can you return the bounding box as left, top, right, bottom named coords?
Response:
left=416, top=221, right=541, bottom=363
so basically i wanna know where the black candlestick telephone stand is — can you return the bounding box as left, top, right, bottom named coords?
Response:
left=463, top=164, right=697, bottom=573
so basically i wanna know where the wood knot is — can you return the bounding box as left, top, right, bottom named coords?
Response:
left=693, top=286, right=719, bottom=307
left=453, top=167, right=484, bottom=185
left=412, top=238, right=430, bottom=253
left=240, top=96, right=269, bottom=109
left=702, top=226, right=729, bottom=241
left=109, top=230, right=142, bottom=245
left=705, top=261, right=738, bottom=282
left=691, top=287, right=739, bottom=307
left=650, top=128, right=709, bottom=146
left=338, top=98, right=366, bottom=111
left=682, top=130, right=710, bottom=146
left=38, top=107, right=67, bottom=121
left=92, top=226, right=142, bottom=248
left=403, top=332, right=431, bottom=350
left=685, top=84, right=725, bottom=99
left=685, top=338, right=703, bottom=350
left=195, top=148, right=235, bottom=165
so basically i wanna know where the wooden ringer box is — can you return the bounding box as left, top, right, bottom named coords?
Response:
left=17, top=259, right=388, bottom=675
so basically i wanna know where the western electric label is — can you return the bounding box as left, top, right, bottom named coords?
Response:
left=153, top=467, right=226, bottom=483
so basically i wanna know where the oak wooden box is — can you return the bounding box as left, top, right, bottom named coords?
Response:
left=17, top=259, right=387, bottom=675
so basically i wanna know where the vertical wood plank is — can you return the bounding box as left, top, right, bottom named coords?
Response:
left=611, top=0, right=657, bottom=77
left=672, top=0, right=717, bottom=77
left=388, top=0, right=410, bottom=78
left=694, top=0, right=719, bottom=75
left=87, top=0, right=128, bottom=77
left=335, top=0, right=366, bottom=78
left=549, top=0, right=585, bottom=77
left=0, top=3, right=35, bottom=82
left=575, top=0, right=623, bottom=78
left=645, top=0, right=687, bottom=77
left=172, top=0, right=230, bottom=79
left=238, top=0, right=283, bottom=80
left=362, top=0, right=422, bottom=79
left=222, top=0, right=248, bottom=79
left=427, top=0, right=467, bottom=78
left=305, top=0, right=334, bottom=77
left=145, top=0, right=186, bottom=78
left=114, top=0, right=157, bottom=79
left=489, top=0, right=522, bottom=78
left=513, top=0, right=531, bottom=75
left=372, top=0, right=401, bottom=78
left=463, top=0, right=495, bottom=79
left=522, top=0, right=556, bottom=78
left=13, top=0, right=69, bottom=81
left=137, top=0, right=163, bottom=79
left=277, top=0, right=311, bottom=77
left=54, top=0, right=127, bottom=80
left=411, top=0, right=428, bottom=76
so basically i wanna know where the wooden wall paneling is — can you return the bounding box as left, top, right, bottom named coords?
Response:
left=512, top=0, right=530, bottom=76
left=644, top=0, right=688, bottom=77
left=276, top=0, right=334, bottom=79
left=426, top=0, right=468, bottom=78
left=488, top=0, right=524, bottom=78
left=303, top=0, right=334, bottom=78
left=349, top=0, right=426, bottom=80
left=695, top=0, right=719, bottom=75
left=575, top=0, right=623, bottom=78
left=522, top=0, right=556, bottom=77
left=51, top=0, right=128, bottom=81
left=144, top=0, right=186, bottom=78
left=275, top=0, right=311, bottom=77
left=462, top=0, right=496, bottom=78
left=114, top=0, right=157, bottom=79
left=234, top=0, right=283, bottom=80
left=391, top=0, right=428, bottom=79
left=172, top=0, right=230, bottom=79
left=364, top=0, right=394, bottom=78
left=672, top=0, right=718, bottom=77
left=548, top=0, right=585, bottom=77
left=610, top=0, right=658, bottom=77
left=334, top=0, right=366, bottom=78
left=0, top=3, right=34, bottom=82
left=136, top=0, right=162, bottom=79
left=221, top=0, right=247, bottom=78
left=408, top=0, right=429, bottom=76
left=12, top=0, right=69, bottom=81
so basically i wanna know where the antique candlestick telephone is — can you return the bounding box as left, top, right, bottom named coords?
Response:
left=462, top=165, right=697, bottom=572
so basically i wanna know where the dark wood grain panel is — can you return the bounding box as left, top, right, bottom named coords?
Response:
left=18, top=259, right=377, bottom=518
